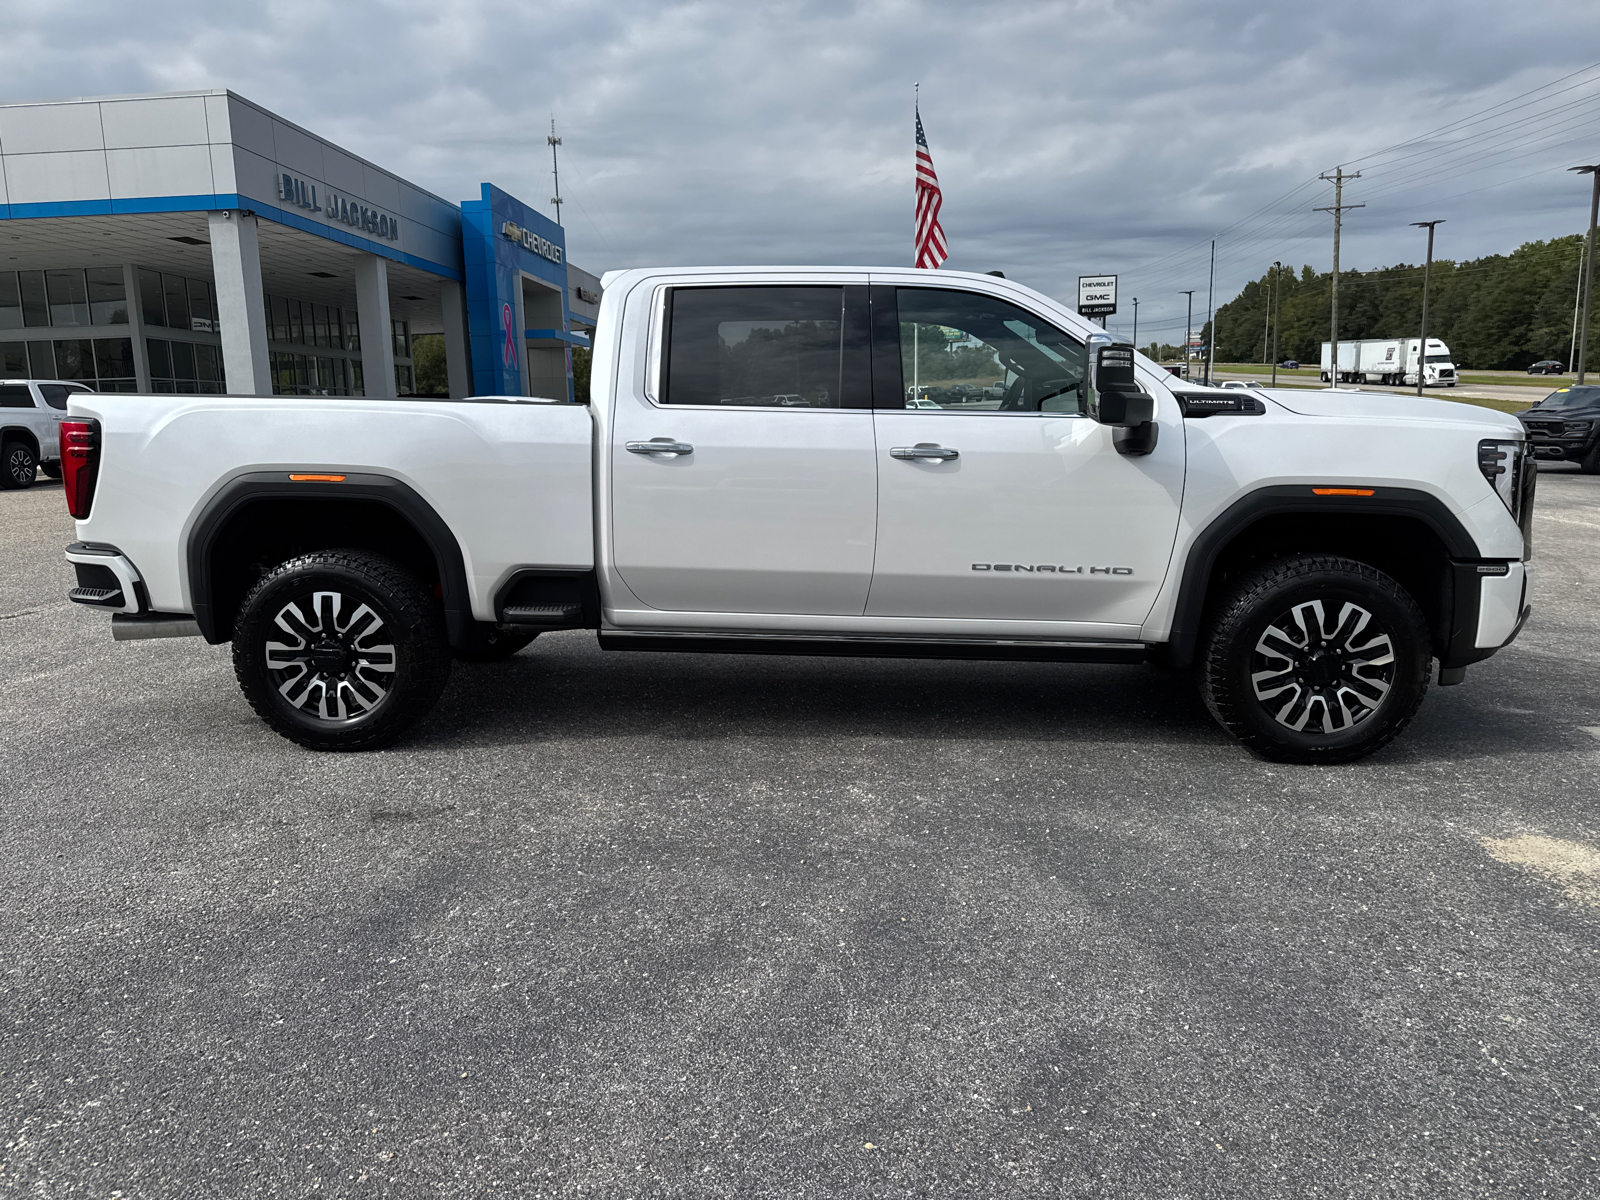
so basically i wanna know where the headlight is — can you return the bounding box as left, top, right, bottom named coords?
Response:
left=1478, top=439, right=1528, bottom=519
left=1564, top=419, right=1592, bottom=434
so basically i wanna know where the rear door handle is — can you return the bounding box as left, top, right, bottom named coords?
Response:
left=890, top=444, right=959, bottom=460
left=626, top=439, right=694, bottom=456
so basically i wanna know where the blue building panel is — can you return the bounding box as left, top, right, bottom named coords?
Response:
left=460, top=183, right=571, bottom=397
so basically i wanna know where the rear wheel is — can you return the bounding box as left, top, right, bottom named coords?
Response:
left=1199, top=555, right=1431, bottom=764
left=232, top=550, right=450, bottom=751
left=1, top=440, right=37, bottom=489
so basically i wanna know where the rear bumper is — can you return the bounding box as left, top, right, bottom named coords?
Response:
left=64, top=542, right=147, bottom=615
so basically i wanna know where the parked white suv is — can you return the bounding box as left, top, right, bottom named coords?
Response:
left=1, top=379, right=94, bottom=488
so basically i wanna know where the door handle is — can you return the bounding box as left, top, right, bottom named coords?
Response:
left=890, top=444, right=959, bottom=460
left=626, top=439, right=694, bottom=456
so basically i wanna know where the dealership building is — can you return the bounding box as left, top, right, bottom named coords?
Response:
left=0, top=89, right=599, bottom=399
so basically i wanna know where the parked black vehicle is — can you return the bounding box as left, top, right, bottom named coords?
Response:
left=1517, top=385, right=1600, bottom=473
left=1527, top=360, right=1566, bottom=375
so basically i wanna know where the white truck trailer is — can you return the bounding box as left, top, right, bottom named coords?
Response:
left=1320, top=338, right=1458, bottom=387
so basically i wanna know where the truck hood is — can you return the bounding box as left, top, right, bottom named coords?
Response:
left=1259, top=388, right=1523, bottom=433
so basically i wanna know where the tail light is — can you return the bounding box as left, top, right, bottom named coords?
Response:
left=60, top=419, right=100, bottom=519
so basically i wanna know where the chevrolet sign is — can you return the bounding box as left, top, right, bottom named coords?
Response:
left=1078, top=274, right=1117, bottom=317
left=501, top=220, right=563, bottom=265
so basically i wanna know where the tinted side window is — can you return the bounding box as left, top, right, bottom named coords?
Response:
left=894, top=288, right=1086, bottom=414
left=39, top=385, right=73, bottom=410
left=0, top=384, right=32, bottom=408
left=665, top=286, right=846, bottom=408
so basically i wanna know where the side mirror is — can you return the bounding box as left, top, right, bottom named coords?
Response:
left=1085, top=336, right=1158, bottom=456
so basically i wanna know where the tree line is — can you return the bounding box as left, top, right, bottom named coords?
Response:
left=1195, top=232, right=1591, bottom=370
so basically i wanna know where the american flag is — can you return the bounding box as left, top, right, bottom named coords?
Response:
left=914, top=107, right=947, bottom=269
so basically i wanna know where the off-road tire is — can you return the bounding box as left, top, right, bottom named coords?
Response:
left=1199, top=555, right=1431, bottom=764
left=1, top=440, right=37, bottom=489
left=1579, top=440, right=1600, bottom=475
left=452, top=623, right=539, bottom=662
left=38, top=461, right=63, bottom=479
left=232, top=550, right=450, bottom=751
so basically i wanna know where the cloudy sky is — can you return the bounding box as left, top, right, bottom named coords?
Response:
left=5, top=0, right=1600, bottom=342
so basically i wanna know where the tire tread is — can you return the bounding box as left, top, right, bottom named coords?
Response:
left=1199, top=554, right=1430, bottom=764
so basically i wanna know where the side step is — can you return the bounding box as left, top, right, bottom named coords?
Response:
left=597, top=631, right=1147, bottom=665
left=68, top=585, right=124, bottom=607
left=501, top=603, right=585, bottom=626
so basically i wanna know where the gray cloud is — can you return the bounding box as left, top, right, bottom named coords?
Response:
left=5, top=0, right=1599, bottom=340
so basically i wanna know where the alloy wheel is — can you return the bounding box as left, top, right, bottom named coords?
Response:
left=264, top=590, right=396, bottom=722
left=1249, top=598, right=1395, bottom=734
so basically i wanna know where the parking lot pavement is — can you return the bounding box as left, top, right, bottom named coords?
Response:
left=3, top=469, right=1598, bottom=1199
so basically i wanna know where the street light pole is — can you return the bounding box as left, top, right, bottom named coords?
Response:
left=1132, top=297, right=1139, bottom=350
left=1270, top=262, right=1283, bottom=387
left=1180, top=290, right=1195, bottom=380
left=1411, top=220, right=1443, bottom=397
left=1572, top=164, right=1600, bottom=384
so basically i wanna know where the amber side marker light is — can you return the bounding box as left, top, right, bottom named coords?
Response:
left=1312, top=487, right=1375, bottom=496
left=288, top=474, right=347, bottom=482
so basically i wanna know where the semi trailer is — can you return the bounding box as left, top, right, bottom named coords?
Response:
left=1320, top=338, right=1458, bottom=387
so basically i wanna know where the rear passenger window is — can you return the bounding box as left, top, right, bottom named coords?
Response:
left=39, top=385, right=72, bottom=409
left=0, top=384, right=32, bottom=408
left=664, top=286, right=856, bottom=408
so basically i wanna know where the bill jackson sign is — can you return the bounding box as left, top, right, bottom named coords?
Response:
left=1077, top=274, right=1117, bottom=317
left=501, top=220, right=563, bottom=265
left=277, top=172, right=401, bottom=243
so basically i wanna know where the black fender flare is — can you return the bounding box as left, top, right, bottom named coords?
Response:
left=186, top=471, right=472, bottom=647
left=1164, top=484, right=1485, bottom=669
left=1, top=425, right=43, bottom=457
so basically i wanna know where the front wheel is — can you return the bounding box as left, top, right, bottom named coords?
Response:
left=1579, top=440, right=1600, bottom=475
left=1199, top=555, right=1431, bottom=764
left=232, top=550, right=450, bottom=751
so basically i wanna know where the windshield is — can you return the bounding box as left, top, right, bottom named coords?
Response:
left=1535, top=386, right=1600, bottom=410
left=1424, top=354, right=1452, bottom=364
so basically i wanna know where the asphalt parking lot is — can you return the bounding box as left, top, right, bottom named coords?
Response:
left=3, top=468, right=1598, bottom=1198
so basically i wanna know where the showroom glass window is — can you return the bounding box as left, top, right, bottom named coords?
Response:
left=892, top=288, right=1087, bottom=414
left=663, top=287, right=852, bottom=408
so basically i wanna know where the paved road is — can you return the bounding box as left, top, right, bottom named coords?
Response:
left=3, top=470, right=1598, bottom=1198
left=1207, top=369, right=1560, bottom=409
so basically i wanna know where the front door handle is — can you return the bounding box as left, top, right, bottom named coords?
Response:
left=626, top=439, right=694, bottom=456
left=890, top=443, right=959, bottom=460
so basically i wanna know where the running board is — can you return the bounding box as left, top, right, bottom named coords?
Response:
left=597, top=631, right=1146, bottom=664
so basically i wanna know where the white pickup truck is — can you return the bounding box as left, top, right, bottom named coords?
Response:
left=2, top=378, right=94, bottom=487
left=59, top=267, right=1536, bottom=763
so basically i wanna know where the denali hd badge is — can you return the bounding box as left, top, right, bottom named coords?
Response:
left=972, top=564, right=1133, bottom=575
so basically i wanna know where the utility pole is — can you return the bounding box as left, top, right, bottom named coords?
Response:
left=1180, top=290, right=1195, bottom=380
left=1411, top=220, right=1443, bottom=397
left=1262, top=272, right=1271, bottom=364
left=1315, top=168, right=1363, bottom=386
left=1573, top=164, right=1600, bottom=384
left=1205, top=240, right=1216, bottom=385
left=1132, top=297, right=1139, bottom=350
left=1270, top=261, right=1283, bottom=387
left=548, top=118, right=564, bottom=226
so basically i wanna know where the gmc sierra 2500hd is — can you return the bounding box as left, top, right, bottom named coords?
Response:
left=60, top=267, right=1535, bottom=763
